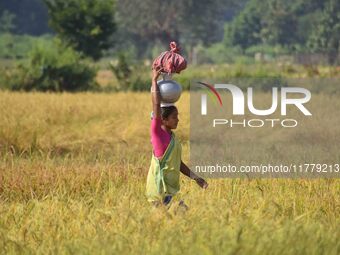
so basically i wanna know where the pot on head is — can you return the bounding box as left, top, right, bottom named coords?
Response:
left=157, top=73, right=182, bottom=104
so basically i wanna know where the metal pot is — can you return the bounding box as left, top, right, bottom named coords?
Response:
left=157, top=73, right=182, bottom=104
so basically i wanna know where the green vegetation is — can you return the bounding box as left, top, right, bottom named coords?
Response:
left=307, top=0, right=340, bottom=64
left=44, top=0, right=116, bottom=60
left=1, top=40, right=97, bottom=92
left=225, top=0, right=339, bottom=62
left=1, top=0, right=339, bottom=61
left=99, top=63, right=339, bottom=92
left=0, top=34, right=52, bottom=59
left=0, top=0, right=339, bottom=91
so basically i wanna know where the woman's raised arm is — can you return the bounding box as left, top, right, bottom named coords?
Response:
left=151, top=68, right=161, bottom=119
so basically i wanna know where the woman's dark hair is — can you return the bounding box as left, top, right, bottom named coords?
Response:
left=161, top=106, right=177, bottom=119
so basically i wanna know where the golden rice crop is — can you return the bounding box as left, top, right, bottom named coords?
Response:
left=0, top=91, right=339, bottom=254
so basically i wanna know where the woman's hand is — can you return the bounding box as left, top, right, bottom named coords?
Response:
left=195, top=177, right=208, bottom=189
left=180, top=161, right=209, bottom=189
left=152, top=67, right=161, bottom=81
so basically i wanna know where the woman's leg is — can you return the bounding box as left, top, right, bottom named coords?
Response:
left=150, top=196, right=172, bottom=208
left=163, top=195, right=172, bottom=205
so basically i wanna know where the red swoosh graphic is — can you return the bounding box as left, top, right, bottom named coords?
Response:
left=197, top=82, right=223, bottom=106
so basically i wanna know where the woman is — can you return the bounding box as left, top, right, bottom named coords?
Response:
left=146, top=68, right=208, bottom=207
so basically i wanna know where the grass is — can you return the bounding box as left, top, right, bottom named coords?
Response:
left=0, top=91, right=339, bottom=254
left=93, top=63, right=340, bottom=91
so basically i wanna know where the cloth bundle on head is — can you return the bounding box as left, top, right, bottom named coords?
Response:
left=152, top=42, right=187, bottom=74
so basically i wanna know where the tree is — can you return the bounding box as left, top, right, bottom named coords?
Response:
left=225, top=0, right=300, bottom=48
left=7, top=40, right=97, bottom=92
left=116, top=0, right=237, bottom=50
left=307, top=0, right=339, bottom=64
left=224, top=0, right=262, bottom=49
left=225, top=0, right=333, bottom=51
left=260, top=0, right=298, bottom=46
left=44, top=0, right=116, bottom=60
left=116, top=0, right=183, bottom=46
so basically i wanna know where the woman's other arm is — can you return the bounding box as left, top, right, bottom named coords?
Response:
left=180, top=161, right=208, bottom=189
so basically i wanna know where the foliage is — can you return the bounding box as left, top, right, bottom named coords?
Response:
left=0, top=34, right=52, bottom=59
left=307, top=0, right=340, bottom=64
left=225, top=0, right=301, bottom=48
left=194, top=43, right=243, bottom=64
left=225, top=0, right=339, bottom=64
left=44, top=0, right=116, bottom=60
left=224, top=0, right=262, bottom=49
left=245, top=44, right=290, bottom=56
left=260, top=0, right=299, bottom=46
left=116, top=0, right=236, bottom=48
left=1, top=0, right=338, bottom=62
left=109, top=54, right=150, bottom=91
left=109, top=53, right=132, bottom=90
left=3, top=40, right=97, bottom=92
left=295, top=10, right=323, bottom=46
left=100, top=62, right=340, bottom=92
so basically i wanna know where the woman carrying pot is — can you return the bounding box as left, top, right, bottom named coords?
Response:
left=146, top=67, right=208, bottom=208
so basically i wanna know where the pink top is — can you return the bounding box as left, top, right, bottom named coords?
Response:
left=150, top=116, right=171, bottom=158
